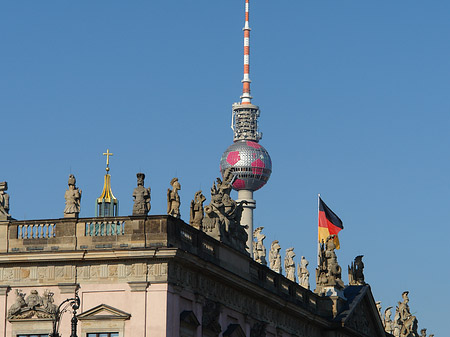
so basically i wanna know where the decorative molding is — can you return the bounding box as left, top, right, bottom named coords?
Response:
left=58, top=283, right=78, bottom=294
left=128, top=281, right=149, bottom=292
left=78, top=303, right=131, bottom=321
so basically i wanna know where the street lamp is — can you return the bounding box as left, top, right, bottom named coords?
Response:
left=50, top=290, right=80, bottom=337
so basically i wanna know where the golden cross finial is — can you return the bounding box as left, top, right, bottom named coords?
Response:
left=103, top=149, right=114, bottom=172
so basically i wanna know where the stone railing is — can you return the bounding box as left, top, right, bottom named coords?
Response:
left=1, top=214, right=332, bottom=318
left=85, top=220, right=125, bottom=236
left=17, top=222, right=56, bottom=239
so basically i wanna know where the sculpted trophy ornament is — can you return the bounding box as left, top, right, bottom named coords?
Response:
left=64, top=175, right=81, bottom=218
left=132, top=173, right=151, bottom=215
left=348, top=255, right=365, bottom=285
left=190, top=190, right=206, bottom=229
left=167, top=177, right=181, bottom=218
left=201, top=169, right=248, bottom=254
left=297, top=256, right=310, bottom=289
left=253, top=226, right=267, bottom=265
left=284, top=247, right=296, bottom=281
left=269, top=240, right=282, bottom=273
left=8, top=289, right=57, bottom=319
left=315, top=235, right=344, bottom=294
left=0, top=182, right=10, bottom=220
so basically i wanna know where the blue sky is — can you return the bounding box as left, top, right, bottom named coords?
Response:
left=1, top=1, right=449, bottom=334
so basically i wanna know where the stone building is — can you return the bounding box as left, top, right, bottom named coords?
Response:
left=0, top=214, right=389, bottom=337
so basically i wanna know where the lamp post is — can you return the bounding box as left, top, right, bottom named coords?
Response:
left=50, top=291, right=80, bottom=337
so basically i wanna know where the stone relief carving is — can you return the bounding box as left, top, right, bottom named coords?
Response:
left=347, top=302, right=370, bottom=336
left=64, top=174, right=81, bottom=218
left=0, top=181, right=11, bottom=220
left=250, top=322, right=266, bottom=337
left=201, top=169, right=248, bottom=254
left=348, top=255, right=365, bottom=285
left=167, top=177, right=181, bottom=218
left=297, top=256, right=310, bottom=289
left=8, top=289, right=57, bottom=319
left=284, top=248, right=296, bottom=281
left=189, top=190, right=206, bottom=229
left=253, top=226, right=267, bottom=265
left=132, top=173, right=151, bottom=215
left=315, top=235, right=344, bottom=292
left=269, top=240, right=282, bottom=273
left=384, top=306, right=394, bottom=334
left=202, top=300, right=221, bottom=333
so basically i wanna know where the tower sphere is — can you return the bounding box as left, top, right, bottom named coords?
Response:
left=220, top=140, right=272, bottom=191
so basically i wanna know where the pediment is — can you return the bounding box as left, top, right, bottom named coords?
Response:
left=180, top=310, right=200, bottom=326
left=78, top=304, right=131, bottom=320
left=338, top=285, right=386, bottom=337
left=223, top=323, right=246, bottom=337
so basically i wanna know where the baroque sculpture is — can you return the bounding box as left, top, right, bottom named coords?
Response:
left=297, top=256, right=310, bottom=289
left=384, top=306, right=394, bottom=335
left=376, top=301, right=383, bottom=320
left=0, top=181, right=10, bottom=220
left=348, top=255, right=365, bottom=285
left=316, top=235, right=344, bottom=293
left=420, top=329, right=427, bottom=337
left=8, top=289, right=57, bottom=319
left=269, top=240, right=282, bottom=273
left=396, top=291, right=419, bottom=337
left=190, top=190, right=206, bottom=229
left=201, top=169, right=248, bottom=254
left=167, top=177, right=181, bottom=218
left=253, top=226, right=267, bottom=265
left=63, top=174, right=81, bottom=218
left=394, top=304, right=401, bottom=337
left=132, top=173, right=151, bottom=215
left=284, top=247, right=296, bottom=281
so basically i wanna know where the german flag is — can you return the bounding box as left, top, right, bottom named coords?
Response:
left=318, top=197, right=344, bottom=249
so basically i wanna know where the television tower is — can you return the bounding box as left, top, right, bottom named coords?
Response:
left=220, top=0, right=272, bottom=256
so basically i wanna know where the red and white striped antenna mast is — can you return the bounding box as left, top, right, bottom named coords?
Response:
left=230, top=0, right=261, bottom=142
left=241, top=0, right=252, bottom=104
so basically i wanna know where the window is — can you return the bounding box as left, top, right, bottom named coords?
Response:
left=87, top=334, right=119, bottom=337
left=17, top=335, right=49, bottom=337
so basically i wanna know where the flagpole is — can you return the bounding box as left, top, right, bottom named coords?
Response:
left=317, top=193, right=320, bottom=267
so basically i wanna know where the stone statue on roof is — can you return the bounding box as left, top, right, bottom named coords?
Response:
left=397, top=291, right=419, bottom=337
left=420, top=328, right=427, bottom=337
left=201, top=169, right=248, bottom=254
left=384, top=306, right=394, bottom=334
left=132, top=173, right=151, bottom=215
left=190, top=190, right=206, bottom=229
left=253, top=226, right=267, bottom=265
left=0, top=182, right=10, bottom=220
left=284, top=247, right=296, bottom=281
left=316, top=235, right=344, bottom=293
left=64, top=175, right=81, bottom=218
left=297, top=256, right=310, bottom=289
left=269, top=240, right=282, bottom=273
left=348, top=255, right=365, bottom=285
left=167, top=177, right=181, bottom=218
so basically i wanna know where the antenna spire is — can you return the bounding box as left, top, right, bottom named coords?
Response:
left=241, top=0, right=252, bottom=104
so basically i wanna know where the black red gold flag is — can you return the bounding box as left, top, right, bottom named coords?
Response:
left=318, top=197, right=344, bottom=249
